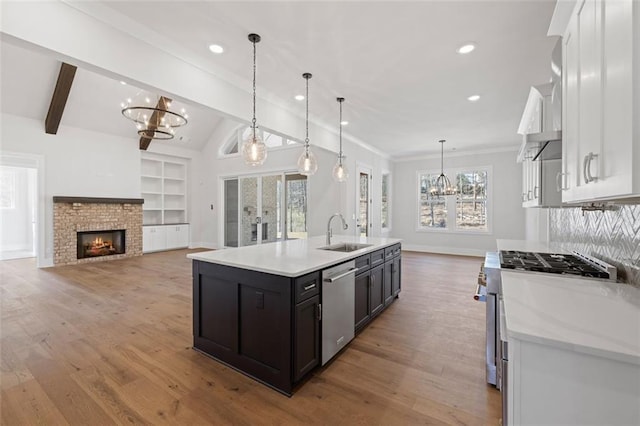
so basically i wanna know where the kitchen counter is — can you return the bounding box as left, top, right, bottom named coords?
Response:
left=495, top=240, right=640, bottom=425
left=501, top=270, right=640, bottom=365
left=187, top=235, right=402, bottom=277
left=497, top=239, right=640, bottom=364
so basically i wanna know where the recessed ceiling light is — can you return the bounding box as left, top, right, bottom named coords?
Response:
left=295, top=95, right=305, bottom=101
left=120, top=81, right=127, bottom=85
left=340, top=121, right=349, bottom=126
left=457, top=43, right=476, bottom=54
left=467, top=95, right=481, bottom=102
left=208, top=44, right=224, bottom=54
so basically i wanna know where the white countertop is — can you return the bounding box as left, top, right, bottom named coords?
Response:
left=187, top=235, right=402, bottom=277
left=500, top=263, right=640, bottom=365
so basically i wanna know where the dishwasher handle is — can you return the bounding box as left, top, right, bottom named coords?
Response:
left=324, top=267, right=359, bottom=282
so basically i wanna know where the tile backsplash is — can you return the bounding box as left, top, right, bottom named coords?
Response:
left=549, top=205, right=640, bottom=287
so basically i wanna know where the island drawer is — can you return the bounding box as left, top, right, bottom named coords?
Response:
left=385, top=244, right=401, bottom=260
left=295, top=271, right=320, bottom=303
left=370, top=249, right=385, bottom=267
left=354, top=254, right=371, bottom=272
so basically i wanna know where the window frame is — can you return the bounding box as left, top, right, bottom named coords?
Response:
left=415, top=165, right=492, bottom=235
left=381, top=170, right=391, bottom=233
left=219, top=125, right=301, bottom=158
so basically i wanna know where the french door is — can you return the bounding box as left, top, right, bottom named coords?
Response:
left=224, top=172, right=307, bottom=247
left=356, top=165, right=372, bottom=237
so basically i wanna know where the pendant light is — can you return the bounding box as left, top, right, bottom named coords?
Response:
left=430, top=139, right=457, bottom=197
left=241, top=33, right=267, bottom=166
left=297, top=73, right=318, bottom=176
left=332, top=97, right=348, bottom=182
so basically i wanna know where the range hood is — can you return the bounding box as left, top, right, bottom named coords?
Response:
left=517, top=39, right=562, bottom=162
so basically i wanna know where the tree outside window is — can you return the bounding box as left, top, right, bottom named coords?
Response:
left=417, top=168, right=489, bottom=232
left=381, top=173, right=390, bottom=230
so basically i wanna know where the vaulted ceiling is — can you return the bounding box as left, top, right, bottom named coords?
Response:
left=1, top=1, right=558, bottom=157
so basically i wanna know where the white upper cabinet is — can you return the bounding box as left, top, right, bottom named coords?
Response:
left=559, top=0, right=639, bottom=202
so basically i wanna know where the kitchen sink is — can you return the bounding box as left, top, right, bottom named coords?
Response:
left=318, top=243, right=372, bottom=252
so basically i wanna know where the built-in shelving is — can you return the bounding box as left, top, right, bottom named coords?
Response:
left=141, top=154, right=188, bottom=225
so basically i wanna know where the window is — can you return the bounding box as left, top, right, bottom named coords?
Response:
left=417, top=168, right=490, bottom=232
left=418, top=173, right=447, bottom=228
left=381, top=172, right=391, bottom=230
left=456, top=170, right=487, bottom=231
left=222, top=126, right=300, bottom=155
left=0, top=169, right=16, bottom=209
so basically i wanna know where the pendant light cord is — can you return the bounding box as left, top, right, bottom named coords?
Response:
left=339, top=99, right=343, bottom=166
left=251, top=39, right=257, bottom=139
left=305, top=76, right=310, bottom=155
left=440, top=140, right=444, bottom=175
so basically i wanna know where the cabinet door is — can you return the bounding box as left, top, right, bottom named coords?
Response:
left=354, top=271, right=371, bottom=330
left=294, top=295, right=319, bottom=382
left=370, top=265, right=384, bottom=318
left=392, top=257, right=401, bottom=296
left=577, top=0, right=603, bottom=194
left=599, top=0, right=634, bottom=198
left=143, top=226, right=166, bottom=252
left=562, top=13, right=580, bottom=200
left=143, top=227, right=153, bottom=253
left=166, top=225, right=189, bottom=249
left=383, top=260, right=393, bottom=306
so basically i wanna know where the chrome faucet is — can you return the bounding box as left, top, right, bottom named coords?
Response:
left=326, top=213, right=348, bottom=245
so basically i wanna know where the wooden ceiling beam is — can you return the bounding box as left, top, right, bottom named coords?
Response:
left=139, top=96, right=171, bottom=150
left=45, top=62, right=77, bottom=134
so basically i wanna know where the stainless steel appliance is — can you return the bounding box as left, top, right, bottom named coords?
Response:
left=476, top=250, right=616, bottom=424
left=321, top=260, right=358, bottom=365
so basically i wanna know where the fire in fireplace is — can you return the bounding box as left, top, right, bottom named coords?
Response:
left=77, top=230, right=126, bottom=259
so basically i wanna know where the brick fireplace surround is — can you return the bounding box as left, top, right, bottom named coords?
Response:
left=53, top=196, right=143, bottom=266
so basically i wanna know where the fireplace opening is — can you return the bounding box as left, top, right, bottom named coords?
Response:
left=77, top=230, right=125, bottom=259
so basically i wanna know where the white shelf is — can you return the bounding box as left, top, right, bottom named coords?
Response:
left=140, top=154, right=189, bottom=226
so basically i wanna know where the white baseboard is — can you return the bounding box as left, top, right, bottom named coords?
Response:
left=189, top=242, right=218, bottom=250
left=401, top=244, right=486, bottom=257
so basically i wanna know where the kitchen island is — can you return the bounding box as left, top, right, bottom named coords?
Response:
left=187, top=236, right=402, bottom=395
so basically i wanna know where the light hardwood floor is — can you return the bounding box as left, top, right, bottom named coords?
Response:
left=1, top=250, right=500, bottom=425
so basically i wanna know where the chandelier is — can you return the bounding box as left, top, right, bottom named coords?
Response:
left=121, top=92, right=187, bottom=141
left=241, top=33, right=267, bottom=166
left=430, top=139, right=457, bottom=197
left=332, top=97, right=348, bottom=182
left=297, top=72, right=318, bottom=176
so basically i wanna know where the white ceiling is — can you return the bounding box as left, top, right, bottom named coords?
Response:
left=1, top=1, right=559, bottom=157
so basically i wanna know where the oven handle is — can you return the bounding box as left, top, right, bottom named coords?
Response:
left=474, top=283, right=487, bottom=302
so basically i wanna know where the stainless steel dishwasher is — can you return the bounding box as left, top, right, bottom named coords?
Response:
left=321, top=260, right=358, bottom=365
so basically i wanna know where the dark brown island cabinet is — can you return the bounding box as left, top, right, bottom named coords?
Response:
left=192, top=243, right=402, bottom=395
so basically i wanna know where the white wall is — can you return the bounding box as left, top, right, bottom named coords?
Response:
left=1, top=113, right=142, bottom=266
left=392, top=149, right=525, bottom=256
left=190, top=118, right=392, bottom=249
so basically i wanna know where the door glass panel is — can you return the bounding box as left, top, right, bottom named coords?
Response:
left=285, top=174, right=308, bottom=240
left=359, top=172, right=369, bottom=236
left=224, top=179, right=239, bottom=247
left=261, top=174, right=281, bottom=243
left=240, top=177, right=258, bottom=246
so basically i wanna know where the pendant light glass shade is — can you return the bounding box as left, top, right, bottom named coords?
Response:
left=332, top=97, right=348, bottom=182
left=242, top=33, right=267, bottom=166
left=297, top=148, right=318, bottom=176
left=332, top=157, right=348, bottom=182
left=297, top=72, right=317, bottom=176
left=429, top=139, right=457, bottom=197
left=242, top=132, right=267, bottom=166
